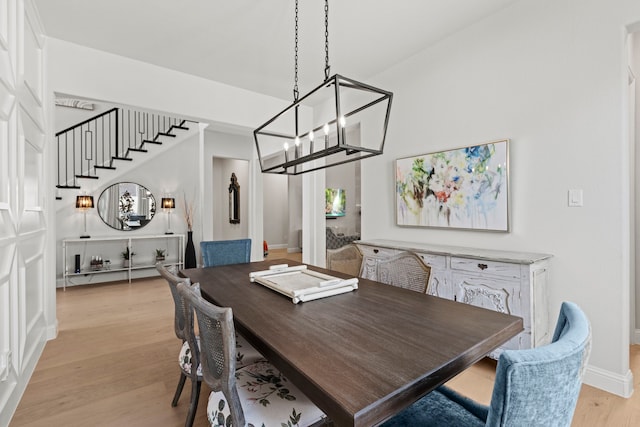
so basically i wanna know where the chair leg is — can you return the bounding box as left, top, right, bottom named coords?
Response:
left=185, top=379, right=202, bottom=427
left=172, top=372, right=187, bottom=407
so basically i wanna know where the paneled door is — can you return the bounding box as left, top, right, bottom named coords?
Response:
left=0, top=0, right=54, bottom=425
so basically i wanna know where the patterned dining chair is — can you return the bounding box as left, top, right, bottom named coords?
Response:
left=177, top=282, right=327, bottom=427
left=200, top=238, right=251, bottom=267
left=375, top=251, right=432, bottom=293
left=157, top=263, right=265, bottom=427
left=381, top=301, right=592, bottom=427
left=326, top=244, right=363, bottom=277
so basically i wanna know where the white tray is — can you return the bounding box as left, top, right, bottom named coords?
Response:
left=249, top=264, right=358, bottom=304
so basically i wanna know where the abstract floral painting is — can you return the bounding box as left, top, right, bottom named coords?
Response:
left=395, top=140, right=509, bottom=231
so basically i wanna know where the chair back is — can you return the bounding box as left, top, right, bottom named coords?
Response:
left=326, top=244, right=363, bottom=277
left=156, top=263, right=191, bottom=341
left=376, top=251, right=432, bottom=293
left=200, top=239, right=251, bottom=267
left=486, top=301, right=592, bottom=426
left=177, top=282, right=246, bottom=427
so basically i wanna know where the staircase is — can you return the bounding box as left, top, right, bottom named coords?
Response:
left=56, top=107, right=197, bottom=201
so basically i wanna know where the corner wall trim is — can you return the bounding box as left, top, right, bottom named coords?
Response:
left=584, top=365, right=634, bottom=398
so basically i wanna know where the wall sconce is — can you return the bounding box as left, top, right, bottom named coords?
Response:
left=76, top=195, right=94, bottom=239
left=161, top=197, right=175, bottom=234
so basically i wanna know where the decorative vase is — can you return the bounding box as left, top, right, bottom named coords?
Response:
left=185, top=231, right=196, bottom=268
left=123, top=259, right=130, bottom=268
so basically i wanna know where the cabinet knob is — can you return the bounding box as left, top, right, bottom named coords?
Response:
left=478, top=263, right=488, bottom=270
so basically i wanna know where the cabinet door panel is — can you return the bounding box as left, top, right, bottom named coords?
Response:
left=453, top=274, right=525, bottom=350
left=357, top=246, right=399, bottom=280
left=426, top=269, right=452, bottom=299
left=453, top=274, right=521, bottom=317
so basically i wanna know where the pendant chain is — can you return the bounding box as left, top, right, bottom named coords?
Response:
left=293, top=0, right=299, bottom=101
left=324, top=0, right=330, bottom=80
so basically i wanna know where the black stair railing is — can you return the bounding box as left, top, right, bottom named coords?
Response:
left=56, top=108, right=189, bottom=189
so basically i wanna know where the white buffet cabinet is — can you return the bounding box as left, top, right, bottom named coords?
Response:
left=61, top=234, right=184, bottom=289
left=356, top=239, right=552, bottom=357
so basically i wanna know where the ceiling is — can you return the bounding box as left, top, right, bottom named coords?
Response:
left=34, top=0, right=520, bottom=100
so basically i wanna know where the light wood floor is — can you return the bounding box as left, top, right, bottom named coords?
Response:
left=10, top=249, right=640, bottom=426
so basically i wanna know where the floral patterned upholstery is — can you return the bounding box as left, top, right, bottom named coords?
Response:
left=207, top=360, right=325, bottom=427
left=179, top=335, right=266, bottom=376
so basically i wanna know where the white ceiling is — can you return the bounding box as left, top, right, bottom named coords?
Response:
left=34, top=0, right=520, bottom=100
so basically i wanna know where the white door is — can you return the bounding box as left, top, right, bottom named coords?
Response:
left=0, top=0, right=54, bottom=424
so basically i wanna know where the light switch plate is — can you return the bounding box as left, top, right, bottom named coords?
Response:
left=568, top=189, right=583, bottom=207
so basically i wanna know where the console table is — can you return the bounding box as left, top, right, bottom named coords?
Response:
left=61, top=234, right=184, bottom=289
left=356, top=239, right=552, bottom=356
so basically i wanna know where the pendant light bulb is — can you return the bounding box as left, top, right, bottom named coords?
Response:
left=295, top=136, right=300, bottom=146
left=323, top=123, right=330, bottom=135
left=284, top=142, right=289, bottom=151
left=339, top=115, right=346, bottom=128
left=308, top=130, right=314, bottom=142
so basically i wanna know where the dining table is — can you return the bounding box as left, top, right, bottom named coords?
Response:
left=181, top=259, right=523, bottom=427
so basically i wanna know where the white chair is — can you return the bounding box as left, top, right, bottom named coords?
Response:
left=326, top=244, right=363, bottom=277
left=375, top=251, right=432, bottom=293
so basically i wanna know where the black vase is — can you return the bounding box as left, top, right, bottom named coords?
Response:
left=185, top=231, right=196, bottom=268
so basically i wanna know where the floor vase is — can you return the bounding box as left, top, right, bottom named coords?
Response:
left=185, top=231, right=196, bottom=268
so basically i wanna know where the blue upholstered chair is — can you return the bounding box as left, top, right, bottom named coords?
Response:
left=382, top=301, right=591, bottom=427
left=200, top=239, right=251, bottom=267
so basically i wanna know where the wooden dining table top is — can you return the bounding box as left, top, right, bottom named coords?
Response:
left=181, top=259, right=523, bottom=427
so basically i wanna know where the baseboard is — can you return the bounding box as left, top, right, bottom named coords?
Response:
left=634, top=329, right=640, bottom=344
left=46, top=319, right=59, bottom=340
left=583, top=365, right=634, bottom=398
left=287, top=247, right=302, bottom=253
left=268, top=243, right=288, bottom=249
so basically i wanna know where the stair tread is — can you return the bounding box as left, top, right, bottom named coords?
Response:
left=143, top=139, right=162, bottom=144
left=95, top=165, right=116, bottom=170
left=76, top=175, right=99, bottom=179
left=173, top=126, right=189, bottom=130
left=56, top=185, right=81, bottom=189
left=157, top=132, right=176, bottom=137
left=112, top=156, right=132, bottom=161
left=129, top=148, right=148, bottom=152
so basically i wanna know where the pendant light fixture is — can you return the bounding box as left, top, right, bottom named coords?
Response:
left=254, top=0, right=393, bottom=175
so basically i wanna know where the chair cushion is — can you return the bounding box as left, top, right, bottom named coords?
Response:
left=179, top=338, right=202, bottom=377
left=180, top=335, right=266, bottom=376
left=380, top=387, right=486, bottom=427
left=207, top=360, right=325, bottom=427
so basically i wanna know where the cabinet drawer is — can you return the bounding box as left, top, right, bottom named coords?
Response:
left=451, top=257, right=520, bottom=278
left=415, top=252, right=446, bottom=269
left=357, top=245, right=400, bottom=259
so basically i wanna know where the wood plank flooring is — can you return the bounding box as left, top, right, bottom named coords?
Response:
left=10, top=249, right=640, bottom=426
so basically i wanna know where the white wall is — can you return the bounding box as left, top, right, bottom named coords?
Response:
left=55, top=133, right=201, bottom=285
left=46, top=40, right=290, bottom=131
left=633, top=31, right=640, bottom=343
left=325, top=159, right=359, bottom=237
left=358, top=0, right=640, bottom=396
left=262, top=173, right=289, bottom=248
left=288, top=176, right=303, bottom=251
left=47, top=40, right=279, bottom=267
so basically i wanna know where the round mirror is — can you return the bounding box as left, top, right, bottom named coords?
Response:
left=97, top=182, right=156, bottom=231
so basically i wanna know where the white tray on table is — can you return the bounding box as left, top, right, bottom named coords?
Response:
left=249, top=264, right=358, bottom=304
